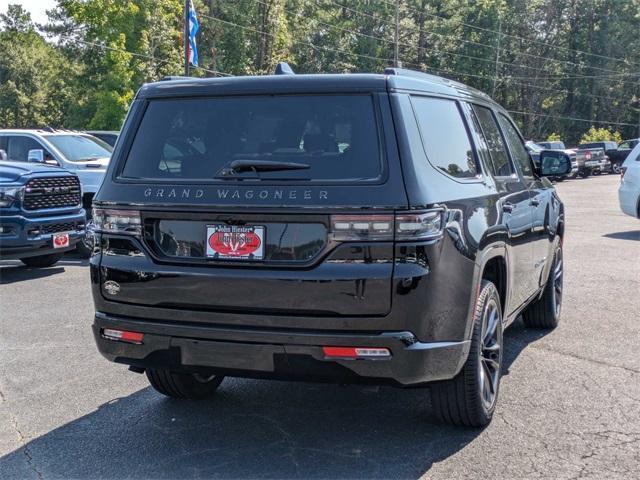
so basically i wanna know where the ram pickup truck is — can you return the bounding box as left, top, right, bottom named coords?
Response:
left=568, top=147, right=607, bottom=178
left=579, top=141, right=623, bottom=173
left=0, top=161, right=86, bottom=267
left=0, top=129, right=113, bottom=257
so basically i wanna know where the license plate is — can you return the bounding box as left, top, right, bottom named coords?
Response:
left=52, top=232, right=70, bottom=249
left=206, top=225, right=265, bottom=260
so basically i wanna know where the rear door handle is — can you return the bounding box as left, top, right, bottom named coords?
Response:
left=530, top=198, right=540, bottom=207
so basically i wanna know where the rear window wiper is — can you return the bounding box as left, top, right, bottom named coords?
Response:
left=215, top=159, right=310, bottom=178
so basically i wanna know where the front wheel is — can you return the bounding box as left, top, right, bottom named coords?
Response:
left=20, top=253, right=64, bottom=268
left=523, top=244, right=563, bottom=329
left=431, top=280, right=503, bottom=427
left=611, top=162, right=622, bottom=175
left=146, top=369, right=224, bottom=399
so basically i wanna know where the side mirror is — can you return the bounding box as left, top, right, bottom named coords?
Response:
left=0, top=149, right=7, bottom=161
left=27, top=149, right=44, bottom=163
left=539, top=150, right=572, bottom=177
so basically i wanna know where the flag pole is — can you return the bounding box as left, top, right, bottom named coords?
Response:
left=184, top=0, right=189, bottom=76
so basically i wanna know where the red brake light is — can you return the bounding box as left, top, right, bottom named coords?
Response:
left=322, top=346, right=391, bottom=358
left=102, top=328, right=144, bottom=344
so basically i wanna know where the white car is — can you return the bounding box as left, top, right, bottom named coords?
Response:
left=619, top=143, right=640, bottom=218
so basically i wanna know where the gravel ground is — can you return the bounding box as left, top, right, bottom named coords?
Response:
left=0, top=174, right=638, bottom=479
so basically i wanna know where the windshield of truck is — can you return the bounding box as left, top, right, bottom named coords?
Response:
left=44, top=135, right=113, bottom=161
left=120, top=95, right=383, bottom=182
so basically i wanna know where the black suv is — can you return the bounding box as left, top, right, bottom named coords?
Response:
left=90, top=66, right=570, bottom=427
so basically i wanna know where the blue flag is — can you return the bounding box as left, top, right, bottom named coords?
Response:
left=188, top=0, right=199, bottom=67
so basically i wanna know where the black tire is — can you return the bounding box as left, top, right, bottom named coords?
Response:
left=146, top=369, right=224, bottom=399
left=431, top=280, right=503, bottom=427
left=523, top=244, right=563, bottom=329
left=579, top=170, right=590, bottom=178
left=592, top=169, right=601, bottom=176
left=19, top=253, right=64, bottom=268
left=612, top=162, right=622, bottom=174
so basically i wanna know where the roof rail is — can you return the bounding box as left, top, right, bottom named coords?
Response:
left=275, top=62, right=295, bottom=75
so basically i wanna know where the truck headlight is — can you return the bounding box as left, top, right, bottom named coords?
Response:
left=0, top=186, right=23, bottom=207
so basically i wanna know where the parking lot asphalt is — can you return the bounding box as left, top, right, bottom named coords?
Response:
left=0, top=174, right=639, bottom=480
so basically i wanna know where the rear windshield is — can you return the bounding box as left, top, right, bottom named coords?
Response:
left=121, top=95, right=382, bottom=182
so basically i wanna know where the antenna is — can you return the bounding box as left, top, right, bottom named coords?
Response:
left=275, top=62, right=295, bottom=75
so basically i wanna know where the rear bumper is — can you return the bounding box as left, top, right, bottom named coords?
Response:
left=93, top=312, right=470, bottom=386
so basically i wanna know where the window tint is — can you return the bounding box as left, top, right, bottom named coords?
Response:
left=472, top=106, right=513, bottom=177
left=411, top=97, right=477, bottom=178
left=121, top=95, right=382, bottom=182
left=6, top=136, right=43, bottom=162
left=498, top=114, right=533, bottom=177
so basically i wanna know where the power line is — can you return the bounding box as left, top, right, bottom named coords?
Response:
left=506, top=110, right=636, bottom=127
left=328, top=0, right=639, bottom=81
left=381, top=0, right=639, bottom=68
left=204, top=12, right=632, bottom=105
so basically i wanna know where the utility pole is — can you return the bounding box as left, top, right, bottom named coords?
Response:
left=492, top=16, right=501, bottom=97
left=183, top=0, right=190, bottom=76
left=394, top=0, right=399, bottom=68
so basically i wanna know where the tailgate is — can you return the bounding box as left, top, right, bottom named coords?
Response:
left=98, top=212, right=394, bottom=317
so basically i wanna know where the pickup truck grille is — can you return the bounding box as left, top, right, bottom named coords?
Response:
left=23, top=176, right=81, bottom=211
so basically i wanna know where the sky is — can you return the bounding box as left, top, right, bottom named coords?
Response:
left=0, top=0, right=57, bottom=27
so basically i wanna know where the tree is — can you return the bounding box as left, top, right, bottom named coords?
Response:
left=579, top=126, right=623, bottom=144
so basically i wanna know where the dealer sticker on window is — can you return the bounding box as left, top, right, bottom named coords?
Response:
left=206, top=225, right=265, bottom=260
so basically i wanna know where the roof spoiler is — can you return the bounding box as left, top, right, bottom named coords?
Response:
left=275, top=62, right=295, bottom=75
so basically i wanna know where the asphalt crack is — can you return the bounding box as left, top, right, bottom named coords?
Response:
left=9, top=415, right=44, bottom=480
left=526, top=343, right=640, bottom=375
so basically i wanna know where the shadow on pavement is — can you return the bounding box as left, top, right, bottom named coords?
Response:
left=0, top=320, right=549, bottom=479
left=0, top=253, right=88, bottom=284
left=602, top=230, right=640, bottom=241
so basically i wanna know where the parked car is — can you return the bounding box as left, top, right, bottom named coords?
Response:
left=619, top=143, right=640, bottom=218
left=571, top=146, right=607, bottom=177
left=579, top=141, right=625, bottom=174
left=537, top=140, right=566, bottom=150
left=0, top=160, right=85, bottom=267
left=90, top=65, right=570, bottom=427
left=609, top=138, right=640, bottom=170
left=0, top=129, right=113, bottom=257
left=85, top=130, right=119, bottom=147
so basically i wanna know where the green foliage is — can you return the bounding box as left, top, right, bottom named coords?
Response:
left=546, top=133, right=562, bottom=142
left=0, top=0, right=638, bottom=140
left=580, top=127, right=623, bottom=144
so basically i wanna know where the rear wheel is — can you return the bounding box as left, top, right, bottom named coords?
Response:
left=146, top=369, right=224, bottom=399
left=523, top=244, right=563, bottom=329
left=431, top=280, right=503, bottom=427
left=20, top=253, right=64, bottom=268
left=579, top=169, right=591, bottom=178
left=612, top=162, right=622, bottom=174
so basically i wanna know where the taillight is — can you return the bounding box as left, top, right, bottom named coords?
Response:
left=101, top=329, right=144, bottom=344
left=93, top=208, right=142, bottom=236
left=330, top=209, right=444, bottom=242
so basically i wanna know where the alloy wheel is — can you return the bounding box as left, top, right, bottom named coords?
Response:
left=551, top=249, right=563, bottom=317
left=479, top=299, right=501, bottom=411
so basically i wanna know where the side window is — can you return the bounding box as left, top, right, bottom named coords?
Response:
left=619, top=142, right=629, bottom=150
left=6, top=136, right=43, bottom=162
left=472, top=106, right=513, bottom=177
left=411, top=96, right=478, bottom=179
left=498, top=113, right=534, bottom=178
